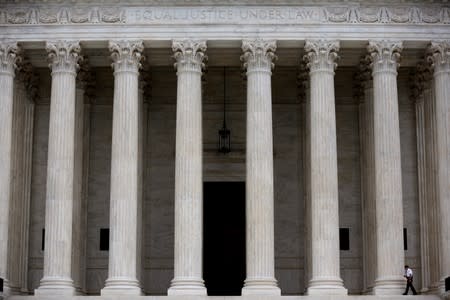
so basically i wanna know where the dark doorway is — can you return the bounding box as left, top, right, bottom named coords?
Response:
left=203, top=181, right=246, bottom=296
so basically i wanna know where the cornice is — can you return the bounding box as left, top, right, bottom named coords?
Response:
left=0, top=4, right=449, bottom=25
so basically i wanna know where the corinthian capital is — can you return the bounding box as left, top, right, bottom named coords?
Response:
left=17, top=61, right=40, bottom=102
left=303, top=40, right=339, bottom=73
left=427, top=41, right=450, bottom=74
left=241, top=39, right=277, bottom=72
left=172, top=39, right=207, bottom=73
left=410, top=60, right=432, bottom=100
left=46, top=40, right=82, bottom=74
left=0, top=41, right=22, bottom=76
left=77, top=60, right=96, bottom=95
left=367, top=40, right=403, bottom=74
left=109, top=40, right=144, bottom=73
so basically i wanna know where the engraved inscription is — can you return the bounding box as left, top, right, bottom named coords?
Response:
left=127, top=7, right=321, bottom=24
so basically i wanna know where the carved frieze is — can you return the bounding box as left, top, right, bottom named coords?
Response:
left=2, top=6, right=125, bottom=24
left=0, top=5, right=448, bottom=25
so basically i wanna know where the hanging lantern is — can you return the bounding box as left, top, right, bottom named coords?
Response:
left=218, top=67, right=231, bottom=153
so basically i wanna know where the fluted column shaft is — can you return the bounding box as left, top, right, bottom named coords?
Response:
left=71, top=65, right=92, bottom=295
left=303, top=40, right=346, bottom=295
left=359, top=73, right=377, bottom=293
left=368, top=40, right=405, bottom=295
left=36, top=41, right=81, bottom=295
left=415, top=93, right=429, bottom=291
left=241, top=39, right=280, bottom=296
left=428, top=41, right=450, bottom=292
left=168, top=40, right=207, bottom=296
left=411, top=62, right=440, bottom=293
left=101, top=40, right=144, bottom=296
left=423, top=84, right=441, bottom=292
left=0, top=41, right=20, bottom=296
left=8, top=67, right=36, bottom=295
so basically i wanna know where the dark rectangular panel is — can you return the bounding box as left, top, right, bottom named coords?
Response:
left=339, top=228, right=350, bottom=251
left=403, top=228, right=408, bottom=251
left=100, top=228, right=110, bottom=251
left=41, top=228, right=45, bottom=251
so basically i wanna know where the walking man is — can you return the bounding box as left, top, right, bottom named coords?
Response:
left=403, top=265, right=418, bottom=295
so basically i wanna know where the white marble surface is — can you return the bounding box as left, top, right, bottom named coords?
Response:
left=36, top=41, right=81, bottom=296
left=0, top=41, right=20, bottom=297
left=368, top=40, right=405, bottom=295
left=304, top=40, right=346, bottom=296
left=241, top=39, right=280, bottom=296
left=168, top=40, right=207, bottom=296
left=428, top=41, right=450, bottom=294
left=101, top=40, right=144, bottom=296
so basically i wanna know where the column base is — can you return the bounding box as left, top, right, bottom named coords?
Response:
left=307, top=276, right=348, bottom=295
left=168, top=278, right=207, bottom=295
left=0, top=278, right=11, bottom=299
left=242, top=278, right=281, bottom=295
left=35, top=277, right=76, bottom=296
left=372, top=276, right=405, bottom=295
left=101, top=277, right=142, bottom=296
left=1, top=281, right=11, bottom=298
left=438, top=279, right=449, bottom=298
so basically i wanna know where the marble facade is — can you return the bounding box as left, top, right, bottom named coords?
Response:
left=0, top=1, right=450, bottom=299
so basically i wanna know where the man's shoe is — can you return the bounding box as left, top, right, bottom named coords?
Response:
left=403, top=293, right=407, bottom=295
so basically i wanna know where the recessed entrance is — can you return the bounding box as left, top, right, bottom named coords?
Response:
left=203, top=181, right=246, bottom=296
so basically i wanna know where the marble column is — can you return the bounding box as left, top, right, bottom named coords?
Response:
left=101, top=40, right=144, bottom=296
left=36, top=40, right=82, bottom=296
left=411, top=61, right=439, bottom=294
left=240, top=39, right=280, bottom=296
left=7, top=62, right=37, bottom=295
left=357, top=58, right=377, bottom=294
left=168, top=39, right=207, bottom=296
left=298, top=63, right=312, bottom=291
left=422, top=74, right=441, bottom=294
left=0, top=41, right=21, bottom=296
left=19, top=63, right=37, bottom=295
left=367, top=40, right=405, bottom=295
left=427, top=41, right=450, bottom=294
left=303, top=40, right=347, bottom=295
left=414, top=77, right=428, bottom=293
left=71, top=62, right=91, bottom=295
